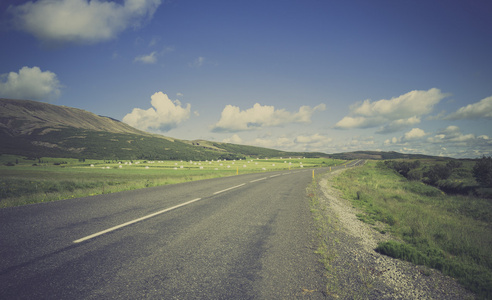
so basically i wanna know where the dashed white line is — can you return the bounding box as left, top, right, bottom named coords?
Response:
left=250, top=177, right=267, bottom=183
left=73, top=198, right=203, bottom=243
left=213, top=183, right=246, bottom=195
left=73, top=168, right=317, bottom=244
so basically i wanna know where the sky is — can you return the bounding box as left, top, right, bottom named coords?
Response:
left=1, top=0, right=491, bottom=158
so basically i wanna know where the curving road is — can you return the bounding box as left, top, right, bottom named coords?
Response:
left=0, top=161, right=363, bottom=299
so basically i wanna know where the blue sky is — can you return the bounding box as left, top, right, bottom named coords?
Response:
left=1, top=0, right=491, bottom=158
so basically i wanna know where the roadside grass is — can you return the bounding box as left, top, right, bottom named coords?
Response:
left=0, top=155, right=343, bottom=208
left=306, top=177, right=340, bottom=298
left=333, top=161, right=492, bottom=299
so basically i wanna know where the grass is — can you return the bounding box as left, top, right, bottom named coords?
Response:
left=333, top=160, right=492, bottom=299
left=306, top=176, right=340, bottom=298
left=0, top=155, right=343, bottom=208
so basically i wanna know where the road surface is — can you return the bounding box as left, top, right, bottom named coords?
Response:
left=0, top=161, right=363, bottom=299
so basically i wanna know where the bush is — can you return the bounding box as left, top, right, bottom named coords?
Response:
left=384, top=160, right=421, bottom=179
left=423, top=164, right=452, bottom=185
left=473, top=156, right=492, bottom=187
left=406, top=169, right=422, bottom=181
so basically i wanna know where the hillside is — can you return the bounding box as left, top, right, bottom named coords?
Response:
left=0, top=98, right=149, bottom=136
left=328, top=151, right=447, bottom=160
left=0, top=98, right=327, bottom=160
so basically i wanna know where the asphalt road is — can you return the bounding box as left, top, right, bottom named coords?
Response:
left=0, top=161, right=363, bottom=299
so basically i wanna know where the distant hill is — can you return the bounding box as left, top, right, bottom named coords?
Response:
left=0, top=99, right=448, bottom=161
left=328, top=151, right=448, bottom=160
left=0, top=98, right=328, bottom=160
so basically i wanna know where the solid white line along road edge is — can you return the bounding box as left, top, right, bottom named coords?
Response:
left=73, top=198, right=203, bottom=244
left=213, top=183, right=246, bottom=195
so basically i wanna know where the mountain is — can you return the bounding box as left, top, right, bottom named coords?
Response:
left=0, top=98, right=327, bottom=160
left=0, top=98, right=148, bottom=136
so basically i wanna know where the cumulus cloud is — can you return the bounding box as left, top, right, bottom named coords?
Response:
left=9, top=0, right=161, bottom=44
left=0, top=66, right=61, bottom=101
left=424, top=126, right=492, bottom=157
left=404, top=128, right=426, bottom=140
left=335, top=88, right=449, bottom=131
left=212, top=103, right=326, bottom=132
left=377, top=116, right=421, bottom=134
left=445, top=95, right=492, bottom=120
left=122, top=92, right=191, bottom=132
left=427, top=126, right=476, bottom=144
left=222, top=132, right=333, bottom=152
left=222, top=134, right=243, bottom=144
left=134, top=51, right=157, bottom=64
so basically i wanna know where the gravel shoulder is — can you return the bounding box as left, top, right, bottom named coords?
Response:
left=316, top=169, right=475, bottom=300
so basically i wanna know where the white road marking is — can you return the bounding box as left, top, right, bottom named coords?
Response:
left=250, top=177, right=267, bottom=183
left=213, top=183, right=246, bottom=195
left=73, top=198, right=203, bottom=243
left=270, top=174, right=280, bottom=178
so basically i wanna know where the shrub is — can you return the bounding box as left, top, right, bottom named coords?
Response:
left=406, top=169, right=422, bottom=181
left=423, top=164, right=452, bottom=185
left=384, top=160, right=421, bottom=179
left=473, top=156, right=492, bottom=187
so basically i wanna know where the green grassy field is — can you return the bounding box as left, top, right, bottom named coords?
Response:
left=333, top=160, right=492, bottom=299
left=0, top=154, right=343, bottom=208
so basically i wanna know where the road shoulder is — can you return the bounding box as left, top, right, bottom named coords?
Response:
left=314, top=169, right=475, bottom=299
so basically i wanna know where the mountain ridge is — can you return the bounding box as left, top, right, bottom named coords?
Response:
left=0, top=98, right=445, bottom=161
left=0, top=98, right=328, bottom=160
left=0, top=98, right=151, bottom=136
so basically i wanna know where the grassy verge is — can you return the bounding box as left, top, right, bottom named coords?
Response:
left=333, top=161, right=492, bottom=299
left=0, top=155, right=343, bottom=208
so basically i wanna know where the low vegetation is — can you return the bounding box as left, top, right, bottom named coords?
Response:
left=333, top=160, right=492, bottom=298
left=0, top=154, right=342, bottom=208
left=383, top=157, right=492, bottom=198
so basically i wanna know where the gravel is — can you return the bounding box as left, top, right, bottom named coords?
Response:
left=316, top=169, right=475, bottom=300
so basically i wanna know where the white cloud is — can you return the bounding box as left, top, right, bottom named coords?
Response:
left=427, top=126, right=475, bottom=143
left=293, top=133, right=332, bottom=150
left=423, top=126, right=492, bottom=157
left=251, top=136, right=294, bottom=150
left=0, top=66, right=61, bottom=101
left=377, top=116, right=421, bottom=134
left=222, top=134, right=243, bottom=144
left=384, top=137, right=400, bottom=145
left=404, top=128, right=426, bottom=140
left=134, top=47, right=173, bottom=64
left=212, top=103, right=326, bottom=132
left=380, top=125, right=492, bottom=158
left=221, top=132, right=332, bottom=152
left=445, top=95, right=492, bottom=120
left=9, top=0, right=161, bottom=44
left=122, top=91, right=191, bottom=132
left=335, top=88, right=449, bottom=130
left=134, top=51, right=157, bottom=64
left=189, top=56, right=205, bottom=68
